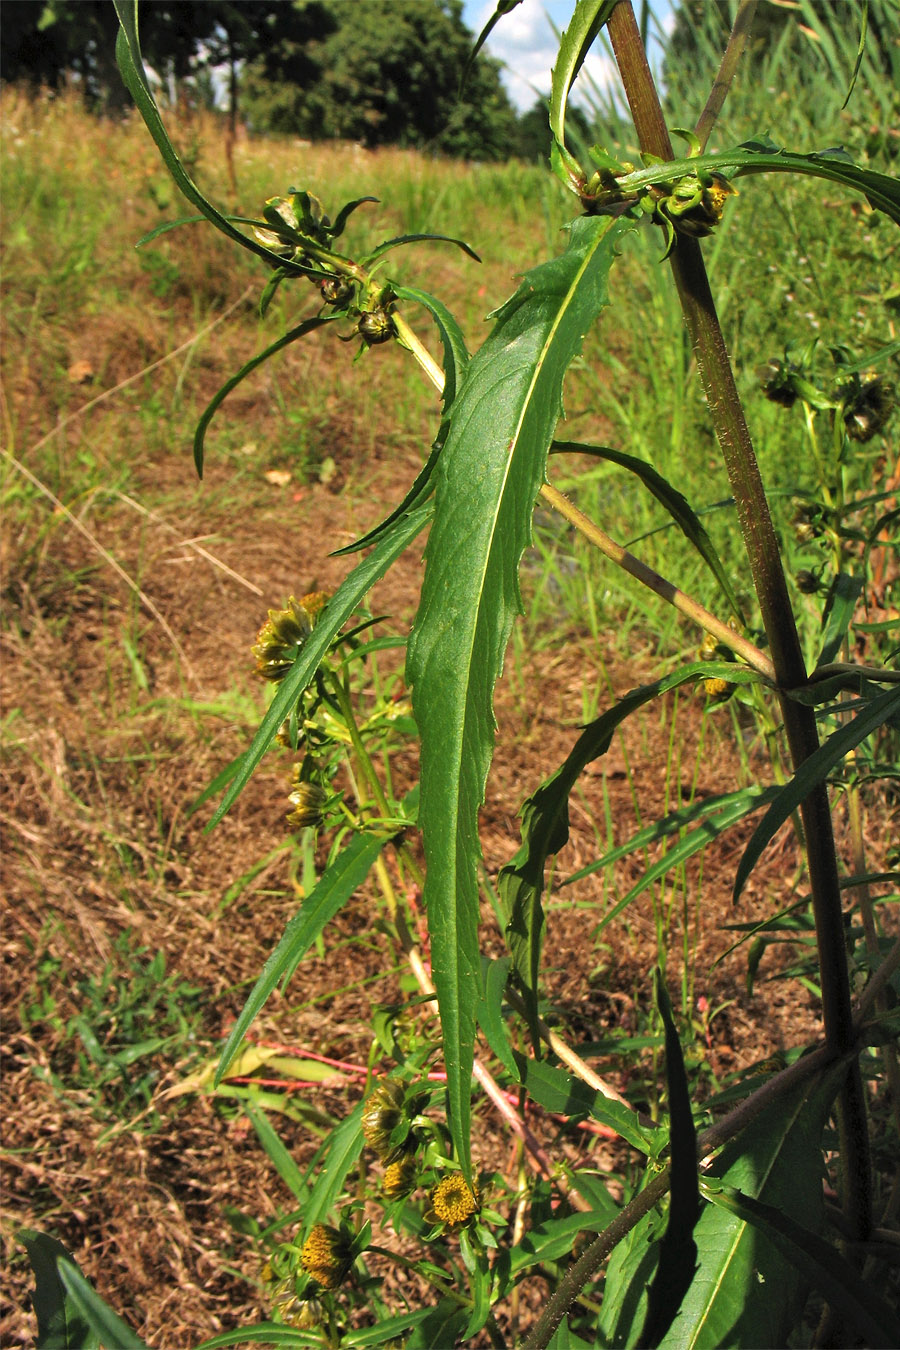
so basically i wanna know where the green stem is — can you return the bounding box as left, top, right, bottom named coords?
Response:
left=693, top=0, right=758, bottom=151
left=607, top=0, right=868, bottom=1235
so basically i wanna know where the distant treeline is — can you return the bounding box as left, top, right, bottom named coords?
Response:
left=0, top=0, right=580, bottom=162
left=2, top=1, right=896, bottom=164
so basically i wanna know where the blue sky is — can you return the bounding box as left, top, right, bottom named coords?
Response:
left=460, top=0, right=676, bottom=113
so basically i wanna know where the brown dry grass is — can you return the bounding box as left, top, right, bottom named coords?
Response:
left=2, top=90, right=897, bottom=1347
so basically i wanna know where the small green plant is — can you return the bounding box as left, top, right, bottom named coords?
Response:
left=21, top=2, right=900, bottom=1347
left=21, top=929, right=203, bottom=1125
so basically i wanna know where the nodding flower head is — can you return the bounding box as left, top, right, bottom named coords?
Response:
left=252, top=592, right=329, bottom=682
left=383, top=1153, right=418, bottom=1200
left=362, top=1078, right=412, bottom=1163
left=300, top=1224, right=353, bottom=1291
left=286, top=774, right=329, bottom=831
left=839, top=373, right=895, bottom=443
left=429, top=1173, right=480, bottom=1228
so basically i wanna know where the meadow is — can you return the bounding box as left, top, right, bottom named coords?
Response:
left=2, top=12, right=898, bottom=1342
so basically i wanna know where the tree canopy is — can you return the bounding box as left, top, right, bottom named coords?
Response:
left=240, top=0, right=518, bottom=161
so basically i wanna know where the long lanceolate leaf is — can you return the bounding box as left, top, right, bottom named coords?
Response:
left=549, top=0, right=620, bottom=184
left=407, top=215, right=634, bottom=1177
left=551, top=440, right=744, bottom=619
left=114, top=2, right=303, bottom=274
left=215, top=823, right=397, bottom=1085
left=499, top=662, right=765, bottom=1044
left=209, top=503, right=432, bottom=830
left=194, top=316, right=339, bottom=476
left=733, top=683, right=900, bottom=902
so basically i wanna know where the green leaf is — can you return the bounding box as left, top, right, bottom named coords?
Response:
left=733, top=683, right=900, bottom=902
left=549, top=0, right=620, bottom=187
left=114, top=4, right=304, bottom=272
left=395, top=285, right=471, bottom=419
left=360, top=232, right=480, bottom=267
left=209, top=503, right=432, bottom=828
left=404, top=1299, right=468, bottom=1349
left=640, top=970, right=699, bottom=1348
left=600, top=1066, right=845, bottom=1348
left=214, top=827, right=391, bottom=1084
left=55, top=1259, right=149, bottom=1350
left=656, top=1065, right=846, bottom=1349
left=815, top=572, right=863, bottom=669
left=242, top=1101, right=306, bottom=1201
left=333, top=286, right=470, bottom=557
left=513, top=1052, right=663, bottom=1156
left=344, top=1309, right=446, bottom=1347
left=511, top=1208, right=619, bottom=1273
left=406, top=215, right=634, bottom=1178
left=499, top=663, right=766, bottom=1046
left=193, top=316, right=338, bottom=476
left=300, top=1099, right=365, bottom=1231
left=195, top=1327, right=321, bottom=1348
left=702, top=1184, right=900, bottom=1348
left=551, top=440, right=744, bottom=619
left=18, top=1231, right=98, bottom=1350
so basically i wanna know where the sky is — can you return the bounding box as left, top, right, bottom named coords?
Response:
left=461, top=0, right=676, bottom=114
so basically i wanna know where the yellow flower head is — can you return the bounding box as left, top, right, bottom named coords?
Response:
left=361, top=1078, right=408, bottom=1162
left=430, top=1173, right=479, bottom=1227
left=383, top=1153, right=418, bottom=1200
left=300, top=1223, right=352, bottom=1290
left=252, top=592, right=329, bottom=683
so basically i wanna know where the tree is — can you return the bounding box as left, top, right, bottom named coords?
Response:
left=1, top=1, right=236, bottom=110
left=240, top=0, right=519, bottom=160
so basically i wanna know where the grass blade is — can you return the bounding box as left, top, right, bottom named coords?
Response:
left=242, top=1101, right=306, bottom=1201
left=214, top=829, right=390, bottom=1084
left=407, top=215, right=634, bottom=1176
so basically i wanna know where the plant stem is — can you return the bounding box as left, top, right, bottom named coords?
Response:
left=541, top=482, right=775, bottom=679
left=693, top=0, right=758, bottom=151
left=607, top=0, right=869, bottom=1237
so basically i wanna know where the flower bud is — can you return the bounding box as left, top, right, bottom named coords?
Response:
left=358, top=307, right=394, bottom=345
left=362, top=1078, right=411, bottom=1162
left=320, top=276, right=354, bottom=307
left=252, top=592, right=329, bottom=682
left=840, top=373, right=895, bottom=442
left=383, top=1153, right=418, bottom=1199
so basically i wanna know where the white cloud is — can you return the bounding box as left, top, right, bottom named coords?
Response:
left=472, top=0, right=620, bottom=114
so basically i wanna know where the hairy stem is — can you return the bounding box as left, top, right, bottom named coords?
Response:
left=607, top=0, right=869, bottom=1237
